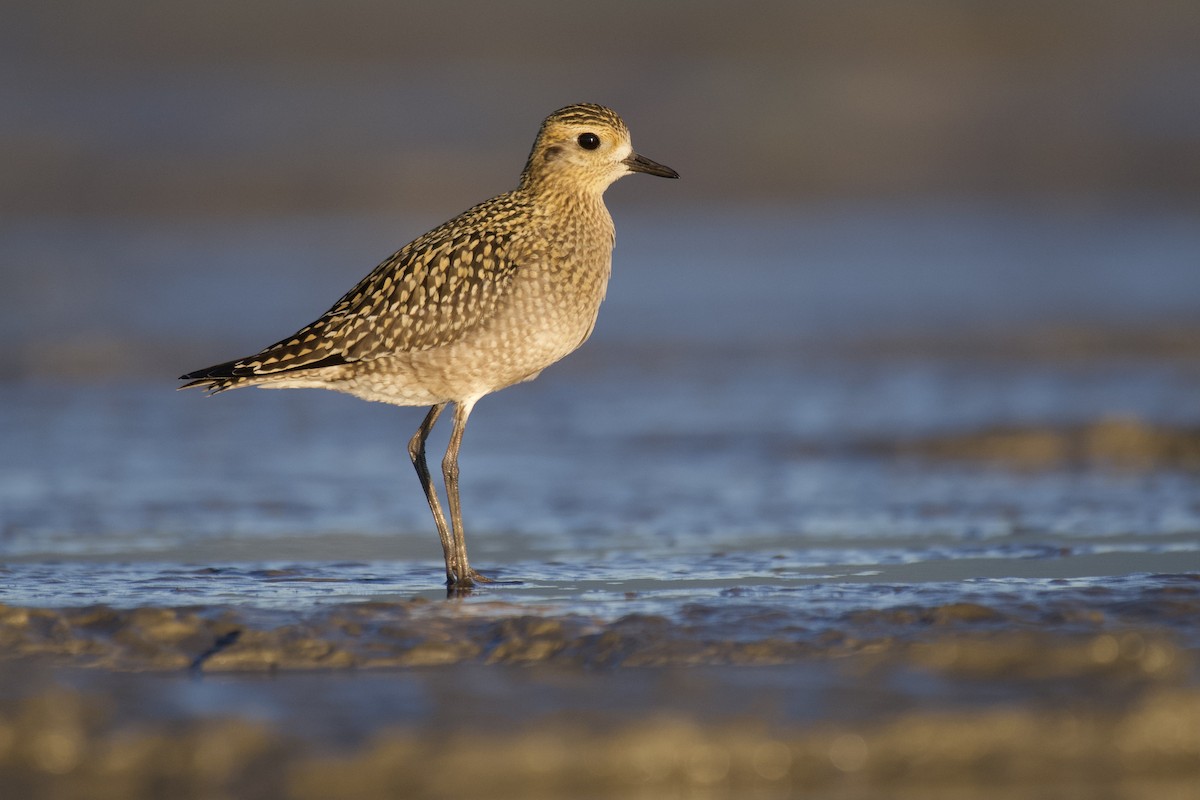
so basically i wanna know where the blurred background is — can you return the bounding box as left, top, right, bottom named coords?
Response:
left=3, top=0, right=1200, bottom=570
left=3, top=7, right=1200, bottom=792
left=3, top=0, right=1200, bottom=379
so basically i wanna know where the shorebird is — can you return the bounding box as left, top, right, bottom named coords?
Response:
left=180, top=103, right=678, bottom=588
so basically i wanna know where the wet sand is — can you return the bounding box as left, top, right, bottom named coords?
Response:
left=2, top=674, right=1197, bottom=799
left=888, top=417, right=1200, bottom=472
left=2, top=564, right=1198, bottom=798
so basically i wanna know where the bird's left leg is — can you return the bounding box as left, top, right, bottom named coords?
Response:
left=407, top=403, right=456, bottom=585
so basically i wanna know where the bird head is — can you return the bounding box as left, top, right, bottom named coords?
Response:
left=521, top=103, right=678, bottom=194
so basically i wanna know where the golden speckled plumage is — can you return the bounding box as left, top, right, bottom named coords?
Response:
left=181, top=103, right=678, bottom=588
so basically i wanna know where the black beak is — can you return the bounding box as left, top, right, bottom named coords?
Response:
left=623, top=152, right=679, bottom=179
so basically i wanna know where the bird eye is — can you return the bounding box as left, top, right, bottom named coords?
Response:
left=577, top=132, right=601, bottom=150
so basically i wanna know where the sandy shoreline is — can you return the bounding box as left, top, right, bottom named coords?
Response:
left=2, top=676, right=1197, bottom=799
left=3, top=576, right=1200, bottom=670
left=2, top=583, right=1198, bottom=797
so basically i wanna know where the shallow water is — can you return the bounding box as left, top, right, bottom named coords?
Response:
left=4, top=206, right=1200, bottom=639
left=3, top=351, right=1200, bottom=627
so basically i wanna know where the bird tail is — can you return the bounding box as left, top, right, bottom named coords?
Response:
left=179, top=348, right=350, bottom=393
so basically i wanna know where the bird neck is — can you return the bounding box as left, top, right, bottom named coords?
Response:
left=520, top=176, right=610, bottom=221
left=515, top=180, right=614, bottom=249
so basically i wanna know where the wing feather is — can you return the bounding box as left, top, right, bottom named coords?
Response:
left=183, top=197, right=525, bottom=386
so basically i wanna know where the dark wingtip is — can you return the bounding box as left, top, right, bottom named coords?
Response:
left=178, top=357, right=245, bottom=393
left=179, top=357, right=244, bottom=383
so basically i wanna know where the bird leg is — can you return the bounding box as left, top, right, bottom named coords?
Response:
left=407, top=403, right=456, bottom=584
left=443, top=399, right=492, bottom=587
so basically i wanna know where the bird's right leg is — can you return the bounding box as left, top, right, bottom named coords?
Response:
left=443, top=399, right=492, bottom=588
left=407, top=403, right=456, bottom=584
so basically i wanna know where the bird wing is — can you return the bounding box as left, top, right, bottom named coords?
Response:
left=187, top=202, right=523, bottom=382
left=326, top=224, right=520, bottom=361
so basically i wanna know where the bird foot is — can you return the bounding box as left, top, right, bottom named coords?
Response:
left=445, top=568, right=494, bottom=589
